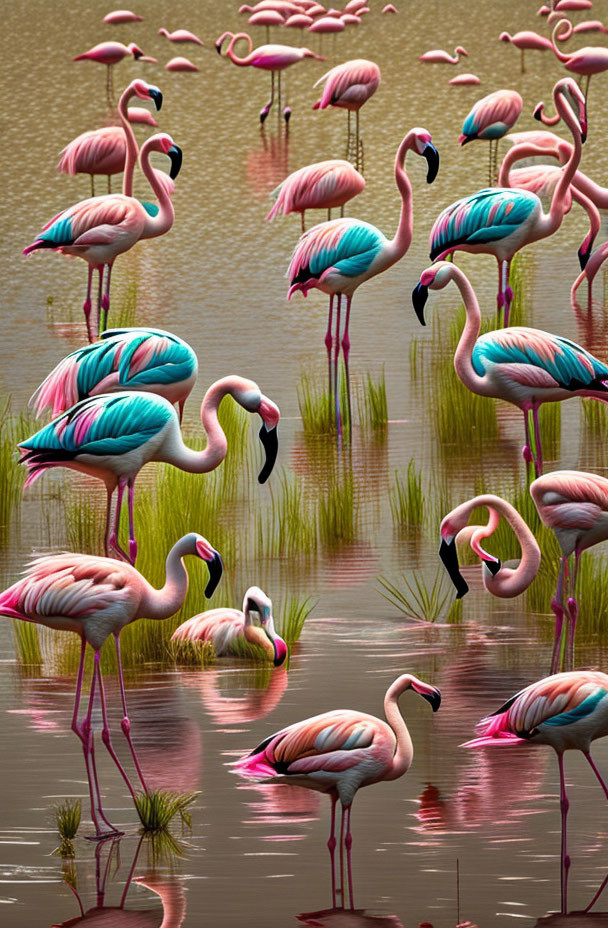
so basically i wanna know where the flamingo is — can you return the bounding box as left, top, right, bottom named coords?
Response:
left=430, top=78, right=586, bottom=324
left=287, top=127, right=438, bottom=402
left=382, top=4, right=399, bottom=12
left=235, top=674, right=441, bottom=909
left=309, top=16, right=345, bottom=32
left=58, top=78, right=163, bottom=197
left=312, top=59, right=381, bottom=169
left=158, top=27, right=204, bottom=45
left=126, top=106, right=158, bottom=127
left=29, top=327, right=197, bottom=421
left=464, top=670, right=608, bottom=914
left=449, top=73, right=481, bottom=85
left=103, top=10, right=143, bottom=24
left=499, top=30, right=553, bottom=72
left=166, top=57, right=199, bottom=72
left=285, top=13, right=314, bottom=27
left=529, top=113, right=608, bottom=210
left=418, top=46, right=468, bottom=64
left=19, top=376, right=280, bottom=565
left=459, top=88, right=523, bottom=184
left=412, top=262, right=608, bottom=477
left=171, top=586, right=288, bottom=665
left=73, top=41, right=144, bottom=104
left=571, top=240, right=608, bottom=302
left=24, top=133, right=182, bottom=340
left=0, top=534, right=223, bottom=838
left=551, top=18, right=608, bottom=107
left=266, top=159, right=365, bottom=230
left=557, top=19, right=608, bottom=37
left=216, top=31, right=323, bottom=123
left=531, top=471, right=608, bottom=672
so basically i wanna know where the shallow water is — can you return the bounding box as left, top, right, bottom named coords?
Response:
left=2, top=0, right=608, bottom=925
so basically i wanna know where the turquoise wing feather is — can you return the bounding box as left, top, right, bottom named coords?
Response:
left=290, top=219, right=386, bottom=285
left=430, top=189, right=538, bottom=259
left=542, top=689, right=607, bottom=727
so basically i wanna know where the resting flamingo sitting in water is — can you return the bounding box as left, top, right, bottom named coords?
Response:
left=172, top=586, right=288, bottom=665
left=24, top=133, right=182, bottom=340
left=267, top=159, right=365, bottom=231
left=19, top=376, right=280, bottom=565
left=412, top=262, right=608, bottom=477
left=0, top=534, right=223, bottom=838
left=431, top=78, right=587, bottom=325
left=235, top=674, right=441, bottom=909
left=464, top=670, right=608, bottom=914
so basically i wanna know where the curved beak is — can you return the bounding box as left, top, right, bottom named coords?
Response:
left=167, top=144, right=183, bottom=180
left=423, top=143, right=440, bottom=184
left=578, top=245, right=591, bottom=270
left=271, top=635, right=288, bottom=667
left=204, top=551, right=224, bottom=598
left=439, top=538, right=469, bottom=599
left=149, top=88, right=163, bottom=111
left=258, top=424, right=278, bottom=484
left=412, top=282, right=429, bottom=326
left=421, top=687, right=442, bottom=712
left=459, top=133, right=472, bottom=146
left=483, top=557, right=502, bottom=577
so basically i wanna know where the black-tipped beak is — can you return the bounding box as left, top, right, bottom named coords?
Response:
left=578, top=246, right=590, bottom=271
left=412, top=282, right=429, bottom=326
left=215, top=43, right=222, bottom=55
left=423, top=143, right=439, bottom=184
left=581, top=130, right=587, bottom=144
left=483, top=558, right=501, bottom=577
left=439, top=538, right=469, bottom=599
left=533, top=109, right=542, bottom=123
left=133, top=50, right=143, bottom=60
left=204, top=552, right=224, bottom=598
left=258, top=424, right=278, bottom=484
left=149, top=89, right=163, bottom=111
left=422, top=688, right=442, bottom=712
left=167, top=144, right=182, bottom=180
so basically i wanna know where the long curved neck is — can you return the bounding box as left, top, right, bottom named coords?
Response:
left=387, top=134, right=416, bottom=263
left=570, top=169, right=608, bottom=209
left=446, top=267, right=491, bottom=396
left=551, top=19, right=573, bottom=62
left=140, top=145, right=175, bottom=238
left=544, top=94, right=582, bottom=233
left=571, top=186, right=601, bottom=249
left=118, top=86, right=139, bottom=197
left=166, top=379, right=231, bottom=474
left=227, top=33, right=254, bottom=65
left=382, top=677, right=414, bottom=781
left=499, top=142, right=553, bottom=186
left=141, top=537, right=194, bottom=620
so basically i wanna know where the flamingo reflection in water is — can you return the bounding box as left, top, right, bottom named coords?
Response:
left=184, top=666, right=288, bottom=727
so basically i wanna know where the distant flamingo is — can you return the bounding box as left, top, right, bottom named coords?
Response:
left=235, top=674, right=441, bottom=909
left=459, top=88, right=523, bottom=184
left=19, top=376, right=280, bottom=564
left=531, top=113, right=608, bottom=210
left=531, top=470, right=608, bottom=671
left=58, top=78, right=162, bottom=197
left=309, top=15, right=344, bottom=32
left=412, top=262, right=608, bottom=477
left=344, top=0, right=367, bottom=11
left=287, top=127, right=439, bottom=405
left=431, top=78, right=586, bottom=323
left=166, top=56, right=199, bottom=72
left=312, top=60, right=381, bottom=170
left=172, top=586, right=288, bottom=665
left=557, top=19, right=608, bottom=36
left=29, top=327, right=197, bottom=421
left=499, top=30, right=553, bottom=72
left=418, top=46, right=468, bottom=63
left=464, top=669, right=608, bottom=914
left=267, top=159, right=365, bottom=230
left=126, top=106, right=158, bottom=126
left=74, top=41, right=144, bottom=104
left=0, top=534, right=223, bottom=837
left=24, top=133, right=182, bottom=340
left=551, top=18, right=608, bottom=107
left=439, top=494, right=541, bottom=600
left=572, top=240, right=608, bottom=302
left=449, top=73, right=481, bottom=85
left=341, top=12, right=362, bottom=25
left=285, top=13, right=313, bottom=27
left=216, top=31, right=323, bottom=123
left=249, top=9, right=286, bottom=36
left=382, top=4, right=399, bottom=12
left=158, top=27, right=204, bottom=45
left=104, top=10, right=143, bottom=25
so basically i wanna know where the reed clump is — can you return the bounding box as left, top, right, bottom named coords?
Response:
left=279, top=594, right=315, bottom=648
left=537, top=403, right=561, bottom=464
left=135, top=790, right=199, bottom=834
left=256, top=469, right=317, bottom=559
left=357, top=369, right=388, bottom=433
left=581, top=399, right=608, bottom=437
left=111, top=280, right=138, bottom=329
left=390, top=461, right=424, bottom=534
left=319, top=471, right=358, bottom=547
left=13, top=620, right=43, bottom=667
left=168, top=637, right=216, bottom=667
left=53, top=798, right=81, bottom=857
left=298, top=371, right=336, bottom=435
left=378, top=570, right=453, bottom=622
left=0, top=397, right=37, bottom=535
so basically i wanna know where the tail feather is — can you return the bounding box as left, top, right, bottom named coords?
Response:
left=234, top=751, right=277, bottom=778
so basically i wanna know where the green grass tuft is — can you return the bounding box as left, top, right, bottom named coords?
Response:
left=135, top=790, right=199, bottom=834
left=298, top=370, right=336, bottom=435
left=278, top=595, right=315, bottom=648
left=357, top=369, right=388, bottom=432
left=319, top=471, right=358, bottom=547
left=14, top=620, right=43, bottom=666
left=256, top=469, right=317, bottom=559
left=55, top=799, right=81, bottom=841
left=390, top=461, right=424, bottom=534
left=378, top=570, right=454, bottom=622
left=168, top=637, right=216, bottom=667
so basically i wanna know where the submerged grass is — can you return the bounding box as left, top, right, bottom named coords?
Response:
left=390, top=461, right=424, bottom=534
left=319, top=470, right=358, bottom=547
left=378, top=569, right=454, bottom=622
left=537, top=403, right=561, bottom=464
left=134, top=790, right=199, bottom=834
left=53, top=798, right=81, bottom=857
left=298, top=370, right=335, bottom=435
left=357, top=369, right=388, bottom=432
left=256, top=469, right=317, bottom=559
left=0, top=397, right=38, bottom=538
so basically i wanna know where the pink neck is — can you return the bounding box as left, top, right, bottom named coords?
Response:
left=570, top=170, right=608, bottom=209
left=388, top=133, right=416, bottom=261
left=536, top=88, right=583, bottom=238
left=551, top=18, right=573, bottom=62
left=499, top=141, right=555, bottom=186
left=382, top=676, right=414, bottom=782
left=118, top=85, right=139, bottom=197
left=445, top=266, right=492, bottom=396
left=141, top=536, right=194, bottom=620
left=140, top=143, right=175, bottom=239
left=227, top=33, right=254, bottom=65
left=168, top=378, right=238, bottom=474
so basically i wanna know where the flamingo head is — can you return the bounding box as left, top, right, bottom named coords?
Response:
left=215, top=32, right=234, bottom=54
left=409, top=677, right=442, bottom=712
left=231, top=379, right=280, bottom=484
left=411, top=129, right=440, bottom=183
left=412, top=262, right=454, bottom=325
left=439, top=501, right=502, bottom=598
left=128, top=43, right=144, bottom=59
left=193, top=535, right=224, bottom=598
left=499, top=32, right=511, bottom=42
left=559, top=77, right=587, bottom=142
left=146, top=134, right=183, bottom=178
left=244, top=587, right=288, bottom=666
left=130, top=79, right=163, bottom=111
left=455, top=45, right=468, bottom=56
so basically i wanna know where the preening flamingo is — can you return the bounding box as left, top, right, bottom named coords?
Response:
left=287, top=127, right=439, bottom=400
left=464, top=670, right=608, bottom=914
left=531, top=470, right=608, bottom=672
left=24, top=133, right=182, bottom=340
left=312, top=60, right=381, bottom=169
left=73, top=41, right=144, bottom=104
left=571, top=240, right=608, bottom=302
left=158, top=27, right=204, bottom=45
left=172, top=586, right=288, bottom=665
left=104, top=10, right=143, bottom=25
left=29, top=327, right=197, bottom=421
left=58, top=78, right=163, bottom=197
left=551, top=19, right=608, bottom=106
left=430, top=78, right=587, bottom=324
left=418, top=46, right=468, bottom=64
left=0, top=534, right=223, bottom=838
left=439, top=494, right=541, bottom=600
left=267, top=159, right=365, bottom=230
left=216, top=31, right=323, bottom=123
left=459, top=88, right=523, bottom=184
left=499, top=30, right=553, bottom=72
left=235, top=674, right=441, bottom=909
left=19, top=376, right=280, bottom=565
left=412, top=262, right=608, bottom=477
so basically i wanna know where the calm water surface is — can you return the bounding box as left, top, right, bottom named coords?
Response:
left=2, top=0, right=608, bottom=925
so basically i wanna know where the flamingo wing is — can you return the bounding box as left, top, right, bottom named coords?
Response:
left=288, top=218, right=386, bottom=290
left=103, top=330, right=197, bottom=389
left=28, top=197, right=133, bottom=251
left=430, top=188, right=538, bottom=260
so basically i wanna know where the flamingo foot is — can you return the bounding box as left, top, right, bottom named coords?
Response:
left=260, top=103, right=271, bottom=124
left=497, top=291, right=506, bottom=309
left=522, top=444, right=533, bottom=464
left=283, top=106, right=291, bottom=123
left=85, top=827, right=124, bottom=842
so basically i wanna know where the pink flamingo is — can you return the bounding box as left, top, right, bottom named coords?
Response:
left=341, top=13, right=362, bottom=25
left=0, top=534, right=223, bottom=838
left=464, top=669, right=608, bottom=914
left=158, top=27, right=204, bottom=45
left=24, top=133, right=181, bottom=340
left=312, top=59, right=381, bottom=169
left=344, top=0, right=366, bottom=11
left=557, top=19, right=608, bottom=36
left=19, top=376, right=280, bottom=565
left=58, top=78, right=162, bottom=197
left=285, top=13, right=314, bottom=28
left=382, top=4, right=399, bottom=12
left=74, top=41, right=144, bottom=104
left=449, top=73, right=481, bottom=85
left=412, top=262, right=608, bottom=478
left=551, top=18, right=608, bottom=106
left=267, top=159, right=365, bottom=230
left=531, top=111, right=608, bottom=210
left=172, top=586, right=288, bottom=665
left=104, top=10, right=143, bottom=25
left=166, top=56, right=199, bottom=72
left=216, top=31, right=323, bottom=123
left=235, top=674, right=441, bottom=909
left=431, top=78, right=586, bottom=323
left=309, top=15, right=344, bottom=32
left=459, top=88, right=523, bottom=184
left=572, top=240, right=608, bottom=303
left=287, top=127, right=439, bottom=400
left=499, top=30, right=553, bottom=72
left=126, top=106, right=158, bottom=126
left=418, top=46, right=468, bottom=64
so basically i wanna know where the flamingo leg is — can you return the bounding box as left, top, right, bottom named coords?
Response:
left=100, top=262, right=113, bottom=334
left=90, top=175, right=95, bottom=198
left=83, top=266, right=95, bottom=343
left=114, top=634, right=148, bottom=793
left=341, top=296, right=353, bottom=436
left=95, top=267, right=104, bottom=342
left=531, top=405, right=543, bottom=476
left=327, top=792, right=338, bottom=909
left=566, top=550, right=581, bottom=669
left=344, top=804, right=354, bottom=910
left=107, top=175, right=112, bottom=195
left=301, top=212, right=306, bottom=233
left=551, top=555, right=568, bottom=674
left=260, top=71, right=274, bottom=124
left=346, top=110, right=351, bottom=160
left=356, top=109, right=360, bottom=172
left=504, top=259, right=514, bottom=326
left=557, top=752, right=570, bottom=915
left=326, top=294, right=334, bottom=395
left=522, top=406, right=534, bottom=470
left=95, top=651, right=138, bottom=800
left=496, top=260, right=506, bottom=320
left=334, top=294, right=343, bottom=437
left=282, top=72, right=290, bottom=123
left=178, top=399, right=185, bottom=425
left=109, top=477, right=130, bottom=562
left=521, top=47, right=525, bottom=74
left=127, top=477, right=137, bottom=565
left=277, top=70, right=282, bottom=121
left=584, top=750, right=608, bottom=799
left=339, top=802, right=345, bottom=907
left=104, top=487, right=113, bottom=557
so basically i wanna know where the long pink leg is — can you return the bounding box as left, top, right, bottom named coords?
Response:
left=551, top=556, right=568, bottom=674
left=558, top=752, right=570, bottom=915
left=178, top=400, right=185, bottom=425
left=114, top=634, right=148, bottom=793
left=504, top=258, right=514, bottom=325
left=339, top=803, right=345, bottom=908
left=96, top=268, right=104, bottom=342
left=83, top=266, right=94, bottom=342
left=531, top=405, right=543, bottom=476
left=334, top=295, right=343, bottom=437
left=566, top=550, right=581, bottom=668
left=104, top=487, right=113, bottom=557
left=94, top=651, right=138, bottom=801
left=341, top=296, right=352, bottom=364
left=100, top=262, right=113, bottom=334
left=522, top=407, right=534, bottom=469
left=326, top=295, right=334, bottom=396
left=344, top=804, right=354, bottom=910
left=109, top=478, right=130, bottom=562
left=327, top=793, right=338, bottom=908
left=584, top=751, right=608, bottom=800
left=496, top=261, right=505, bottom=320
left=127, top=477, right=137, bottom=565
